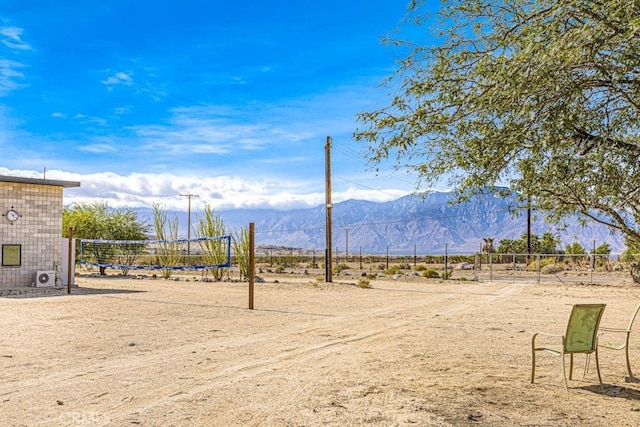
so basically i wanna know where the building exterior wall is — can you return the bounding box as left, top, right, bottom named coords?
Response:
left=0, top=182, right=64, bottom=288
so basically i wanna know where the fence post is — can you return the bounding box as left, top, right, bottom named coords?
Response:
left=489, top=253, right=493, bottom=282
left=474, top=253, right=479, bottom=281
left=537, top=253, right=541, bottom=285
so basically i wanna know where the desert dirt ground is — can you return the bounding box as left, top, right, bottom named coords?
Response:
left=2, top=269, right=640, bottom=426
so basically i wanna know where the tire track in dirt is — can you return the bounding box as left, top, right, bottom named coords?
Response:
left=109, top=281, right=524, bottom=424
left=1, top=280, right=523, bottom=425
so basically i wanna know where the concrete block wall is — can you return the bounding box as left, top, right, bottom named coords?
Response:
left=0, top=182, right=64, bottom=288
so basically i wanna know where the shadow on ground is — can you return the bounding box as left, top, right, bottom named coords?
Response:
left=582, top=383, right=640, bottom=400
left=0, top=287, right=145, bottom=298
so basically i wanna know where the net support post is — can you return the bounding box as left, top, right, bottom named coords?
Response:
left=248, top=222, right=255, bottom=310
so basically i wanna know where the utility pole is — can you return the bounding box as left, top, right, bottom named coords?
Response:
left=325, top=136, right=333, bottom=283
left=527, top=198, right=532, bottom=263
left=345, top=228, right=349, bottom=259
left=180, top=193, right=199, bottom=255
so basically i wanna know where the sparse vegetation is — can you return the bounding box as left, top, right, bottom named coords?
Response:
left=152, top=204, right=181, bottom=279
left=422, top=269, right=440, bottom=279
left=335, top=263, right=350, bottom=274
left=383, top=265, right=403, bottom=275
left=541, top=263, right=564, bottom=275
left=357, top=279, right=371, bottom=288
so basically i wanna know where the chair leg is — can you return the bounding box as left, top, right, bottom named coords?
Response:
left=569, top=354, right=574, bottom=380
left=584, top=354, right=591, bottom=377
left=562, top=354, right=569, bottom=392
left=625, top=345, right=634, bottom=380
left=531, top=338, right=536, bottom=384
left=595, top=349, right=603, bottom=384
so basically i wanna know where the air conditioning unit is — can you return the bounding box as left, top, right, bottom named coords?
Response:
left=35, top=270, right=56, bottom=287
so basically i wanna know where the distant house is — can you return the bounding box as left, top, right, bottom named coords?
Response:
left=0, top=175, right=80, bottom=288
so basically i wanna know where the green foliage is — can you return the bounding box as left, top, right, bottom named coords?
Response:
left=383, top=265, right=402, bottom=275
left=275, top=265, right=285, bottom=274
left=64, top=202, right=148, bottom=275
left=565, top=242, right=586, bottom=255
left=622, top=237, right=640, bottom=263
left=413, top=264, right=427, bottom=272
left=63, top=202, right=148, bottom=240
left=232, top=226, right=249, bottom=280
left=355, top=0, right=640, bottom=249
left=620, top=251, right=637, bottom=263
left=422, top=269, right=440, bottom=279
left=481, top=237, right=495, bottom=253
left=497, top=232, right=561, bottom=255
left=152, top=204, right=181, bottom=279
left=194, top=204, right=228, bottom=280
left=593, top=243, right=611, bottom=255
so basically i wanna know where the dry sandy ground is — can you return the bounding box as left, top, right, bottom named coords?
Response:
left=2, top=272, right=640, bottom=426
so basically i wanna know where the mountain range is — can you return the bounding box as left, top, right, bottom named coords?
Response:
left=137, top=191, right=626, bottom=255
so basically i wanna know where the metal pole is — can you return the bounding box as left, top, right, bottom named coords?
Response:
left=386, top=246, right=389, bottom=270
left=249, top=222, right=255, bottom=309
left=445, top=243, right=448, bottom=280
left=67, top=227, right=73, bottom=295
left=345, top=228, right=349, bottom=259
left=325, top=136, right=333, bottom=282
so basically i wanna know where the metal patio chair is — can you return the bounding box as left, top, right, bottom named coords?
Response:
left=531, top=303, right=606, bottom=391
left=598, top=304, right=640, bottom=381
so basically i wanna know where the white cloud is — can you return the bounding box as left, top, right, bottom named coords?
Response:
left=102, top=71, right=133, bottom=89
left=74, top=113, right=107, bottom=126
left=78, top=143, right=117, bottom=154
left=0, top=27, right=32, bottom=50
left=0, top=59, right=26, bottom=95
left=0, top=167, right=410, bottom=211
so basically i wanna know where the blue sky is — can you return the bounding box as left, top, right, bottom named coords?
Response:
left=0, top=0, right=432, bottom=211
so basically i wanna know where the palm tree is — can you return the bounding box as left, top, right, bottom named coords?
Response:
left=481, top=237, right=495, bottom=254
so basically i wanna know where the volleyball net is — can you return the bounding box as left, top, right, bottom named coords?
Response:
left=78, top=236, right=232, bottom=271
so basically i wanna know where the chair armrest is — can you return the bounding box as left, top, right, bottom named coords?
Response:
left=599, top=326, right=629, bottom=333
left=532, top=332, right=564, bottom=347
left=533, top=332, right=563, bottom=338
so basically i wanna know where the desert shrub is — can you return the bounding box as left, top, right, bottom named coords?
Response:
left=540, top=263, right=564, bottom=274
left=527, top=257, right=556, bottom=272
left=422, top=269, right=440, bottom=279
left=335, top=263, right=350, bottom=274
left=275, top=265, right=285, bottom=274
left=383, top=265, right=403, bottom=275
left=367, top=273, right=377, bottom=280
left=441, top=270, right=452, bottom=279
left=414, top=264, right=427, bottom=272
left=315, top=275, right=324, bottom=282
left=357, top=279, right=371, bottom=288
